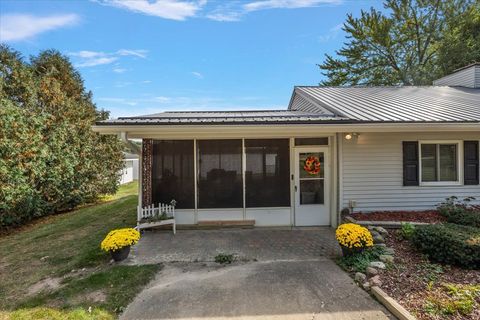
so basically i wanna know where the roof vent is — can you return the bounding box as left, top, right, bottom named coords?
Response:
left=433, top=63, right=480, bottom=88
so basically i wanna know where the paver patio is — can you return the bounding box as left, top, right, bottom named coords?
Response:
left=125, top=227, right=342, bottom=264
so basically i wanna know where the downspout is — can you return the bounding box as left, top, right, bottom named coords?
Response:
left=119, top=132, right=141, bottom=155
left=119, top=132, right=142, bottom=213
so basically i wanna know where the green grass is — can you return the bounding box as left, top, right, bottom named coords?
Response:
left=0, top=181, right=161, bottom=318
left=0, top=307, right=113, bottom=320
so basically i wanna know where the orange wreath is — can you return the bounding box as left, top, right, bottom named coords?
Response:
left=303, top=156, right=321, bottom=175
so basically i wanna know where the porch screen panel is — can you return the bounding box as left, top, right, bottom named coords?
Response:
left=152, top=140, right=195, bottom=209
left=197, top=140, right=243, bottom=208
left=245, top=139, right=290, bottom=207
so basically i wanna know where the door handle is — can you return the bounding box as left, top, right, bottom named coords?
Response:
left=294, top=185, right=298, bottom=192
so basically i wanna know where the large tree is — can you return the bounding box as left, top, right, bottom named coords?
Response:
left=0, top=45, right=124, bottom=227
left=319, top=0, right=479, bottom=86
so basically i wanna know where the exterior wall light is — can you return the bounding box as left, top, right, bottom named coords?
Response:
left=344, top=133, right=359, bottom=141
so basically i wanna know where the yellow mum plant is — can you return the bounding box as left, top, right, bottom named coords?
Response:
left=335, top=223, right=373, bottom=249
left=100, top=228, right=140, bottom=252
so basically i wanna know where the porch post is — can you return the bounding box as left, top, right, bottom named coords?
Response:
left=142, top=139, right=153, bottom=207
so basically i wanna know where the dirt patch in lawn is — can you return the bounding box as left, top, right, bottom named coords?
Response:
left=351, top=210, right=446, bottom=223
left=379, top=231, right=480, bottom=320
left=72, top=290, right=107, bottom=304
left=28, top=277, right=63, bottom=296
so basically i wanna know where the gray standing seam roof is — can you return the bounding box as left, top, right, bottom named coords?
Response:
left=292, top=86, right=480, bottom=122
left=96, top=86, right=480, bottom=126
left=97, top=110, right=350, bottom=125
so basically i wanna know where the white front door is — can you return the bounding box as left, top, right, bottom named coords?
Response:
left=294, top=148, right=330, bottom=226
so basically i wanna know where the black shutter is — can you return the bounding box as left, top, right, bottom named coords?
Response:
left=403, top=141, right=419, bottom=186
left=464, top=141, right=479, bottom=185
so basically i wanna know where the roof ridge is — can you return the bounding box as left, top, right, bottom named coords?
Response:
left=295, top=85, right=454, bottom=89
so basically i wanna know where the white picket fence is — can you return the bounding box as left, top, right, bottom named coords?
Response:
left=136, top=202, right=176, bottom=234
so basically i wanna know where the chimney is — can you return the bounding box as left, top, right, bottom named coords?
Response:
left=433, top=63, right=480, bottom=88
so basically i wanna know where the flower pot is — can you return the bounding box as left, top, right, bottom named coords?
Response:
left=340, top=245, right=364, bottom=257
left=110, top=246, right=131, bottom=262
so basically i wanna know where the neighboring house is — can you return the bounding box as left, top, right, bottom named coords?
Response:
left=94, top=63, right=480, bottom=227
left=119, top=152, right=139, bottom=185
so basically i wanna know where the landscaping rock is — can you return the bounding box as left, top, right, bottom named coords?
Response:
left=369, top=261, right=386, bottom=269
left=372, top=226, right=388, bottom=237
left=379, top=255, right=394, bottom=264
left=370, top=230, right=380, bottom=237
left=366, top=267, right=378, bottom=277
left=369, top=275, right=382, bottom=287
left=372, top=233, right=385, bottom=244
left=354, top=272, right=367, bottom=283
left=383, top=247, right=395, bottom=255
left=362, top=282, right=371, bottom=291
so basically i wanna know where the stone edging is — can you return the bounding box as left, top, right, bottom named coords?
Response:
left=344, top=216, right=430, bottom=229
left=371, top=286, right=417, bottom=320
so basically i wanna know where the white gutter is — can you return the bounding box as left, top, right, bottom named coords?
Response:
left=94, top=122, right=480, bottom=139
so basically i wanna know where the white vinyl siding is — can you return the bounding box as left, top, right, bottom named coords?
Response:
left=341, top=132, right=480, bottom=211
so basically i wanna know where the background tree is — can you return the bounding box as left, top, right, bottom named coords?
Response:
left=0, top=45, right=124, bottom=228
left=319, top=0, right=479, bottom=86
left=436, top=3, right=480, bottom=75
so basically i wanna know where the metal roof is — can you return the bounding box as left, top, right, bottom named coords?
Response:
left=96, top=86, right=480, bottom=126
left=291, top=86, right=480, bottom=122
left=98, top=110, right=350, bottom=125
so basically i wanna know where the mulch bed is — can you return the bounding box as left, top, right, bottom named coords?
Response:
left=351, top=210, right=447, bottom=223
left=379, top=231, right=480, bottom=320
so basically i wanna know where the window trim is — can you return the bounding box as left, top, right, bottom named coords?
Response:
left=418, top=140, right=463, bottom=186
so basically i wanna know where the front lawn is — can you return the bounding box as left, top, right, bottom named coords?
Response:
left=0, top=182, right=161, bottom=318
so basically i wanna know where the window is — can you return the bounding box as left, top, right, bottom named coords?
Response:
left=295, top=137, right=329, bottom=146
left=152, top=140, right=195, bottom=209
left=245, top=139, right=290, bottom=207
left=420, top=142, right=460, bottom=184
left=197, top=140, right=243, bottom=208
left=298, top=152, right=325, bottom=204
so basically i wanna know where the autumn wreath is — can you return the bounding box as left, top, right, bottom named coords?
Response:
left=303, top=156, right=321, bottom=175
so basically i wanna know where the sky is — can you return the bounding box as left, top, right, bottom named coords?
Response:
left=0, top=0, right=383, bottom=118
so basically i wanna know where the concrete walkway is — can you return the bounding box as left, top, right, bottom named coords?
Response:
left=121, top=228, right=393, bottom=320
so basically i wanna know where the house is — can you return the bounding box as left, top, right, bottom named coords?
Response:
left=119, top=152, right=139, bottom=185
left=94, top=64, right=480, bottom=227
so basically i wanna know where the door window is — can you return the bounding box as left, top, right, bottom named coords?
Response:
left=298, top=152, right=324, bottom=204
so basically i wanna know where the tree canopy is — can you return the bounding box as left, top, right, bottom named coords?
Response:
left=0, top=45, right=124, bottom=228
left=319, top=0, right=480, bottom=86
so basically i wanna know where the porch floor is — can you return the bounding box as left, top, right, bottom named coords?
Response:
left=124, top=227, right=341, bottom=265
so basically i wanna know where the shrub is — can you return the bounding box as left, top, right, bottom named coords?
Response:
left=437, top=196, right=480, bottom=228
left=0, top=46, right=124, bottom=228
left=424, top=283, right=480, bottom=317
left=400, top=222, right=416, bottom=240
left=335, top=223, right=373, bottom=249
left=412, top=223, right=480, bottom=269
left=214, top=253, right=235, bottom=264
left=337, top=246, right=385, bottom=273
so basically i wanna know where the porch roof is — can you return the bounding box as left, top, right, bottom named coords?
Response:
left=97, top=109, right=352, bottom=125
